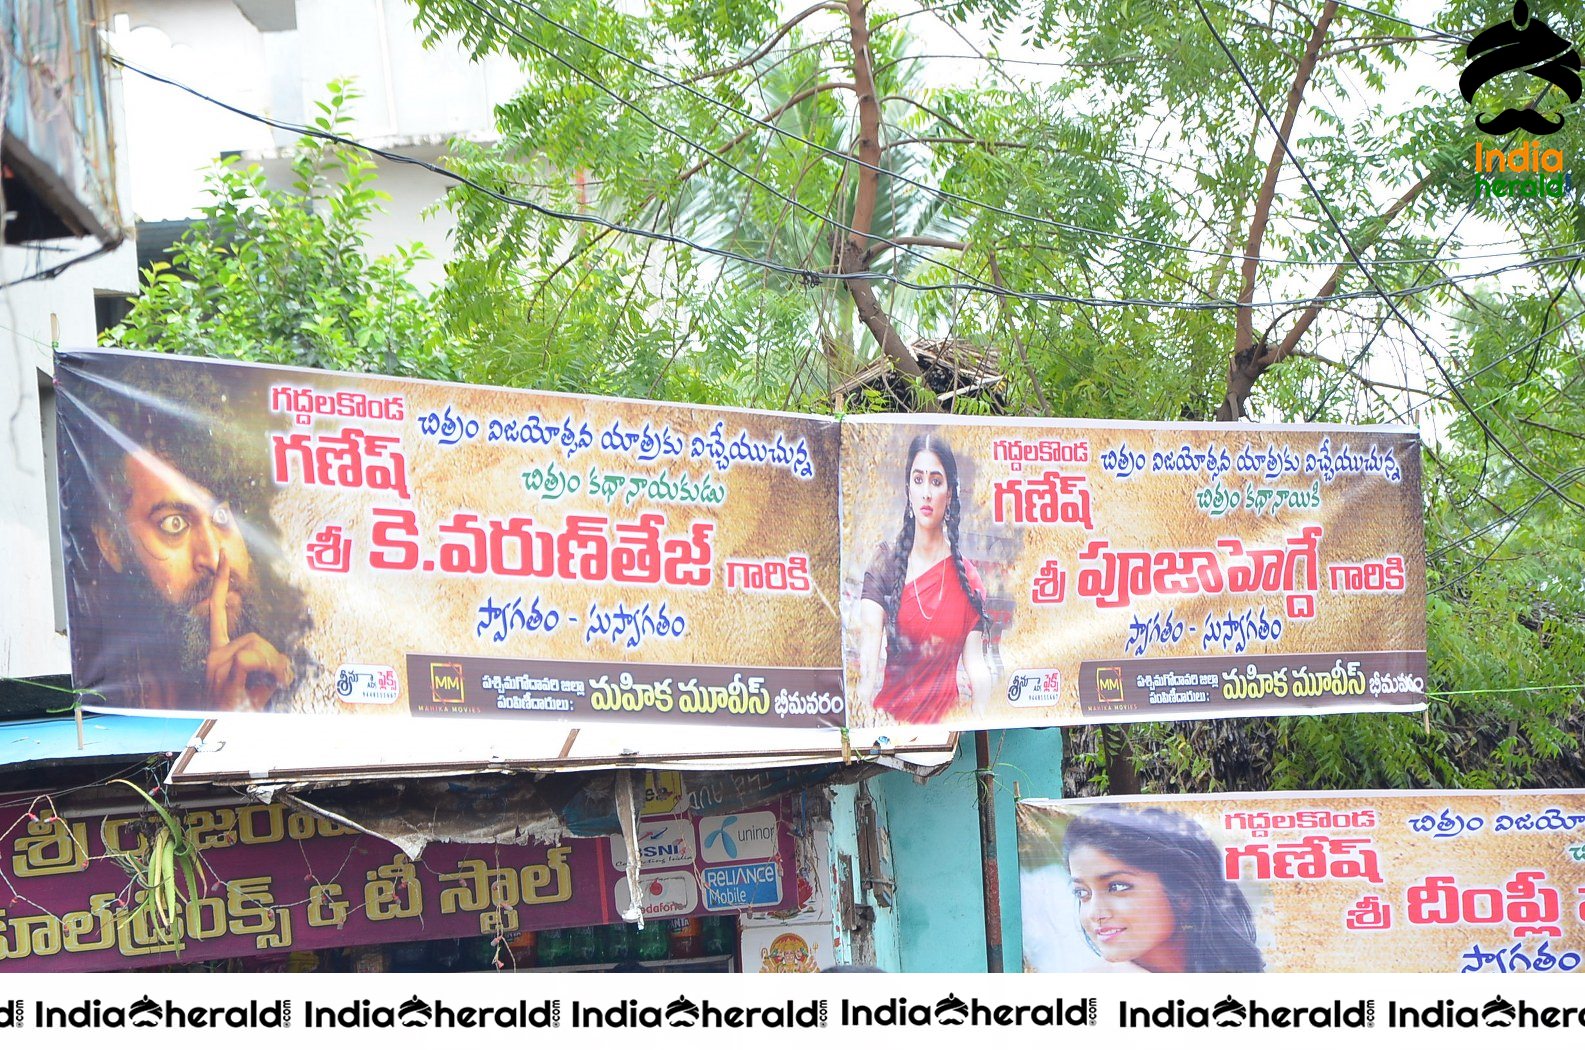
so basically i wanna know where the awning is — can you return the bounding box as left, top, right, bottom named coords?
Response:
left=164, top=718, right=958, bottom=857
left=0, top=714, right=203, bottom=770
left=168, top=717, right=958, bottom=788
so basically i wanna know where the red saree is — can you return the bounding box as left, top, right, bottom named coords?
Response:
left=863, top=552, right=986, bottom=723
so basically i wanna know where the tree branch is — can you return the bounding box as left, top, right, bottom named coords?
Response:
left=839, top=0, right=931, bottom=404
left=880, top=135, right=1029, bottom=152
left=1270, top=171, right=1434, bottom=360
left=1293, top=347, right=1445, bottom=401
left=1218, top=0, right=1338, bottom=422
left=681, top=1, right=845, bottom=84
left=1231, top=1, right=1338, bottom=378
left=864, top=235, right=968, bottom=264
left=877, top=94, right=975, bottom=139
left=676, top=81, right=856, bottom=182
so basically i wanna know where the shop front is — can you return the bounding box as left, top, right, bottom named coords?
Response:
left=0, top=719, right=954, bottom=973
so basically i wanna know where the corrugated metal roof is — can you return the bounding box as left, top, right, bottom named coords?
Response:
left=0, top=714, right=203, bottom=768
left=169, top=717, right=958, bottom=787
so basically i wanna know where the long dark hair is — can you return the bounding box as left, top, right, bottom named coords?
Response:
left=883, top=432, right=988, bottom=652
left=1063, top=806, right=1265, bottom=973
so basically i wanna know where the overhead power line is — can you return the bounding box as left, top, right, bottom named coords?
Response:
left=1193, top=0, right=1585, bottom=514
left=484, top=0, right=1549, bottom=270
left=109, top=55, right=1585, bottom=313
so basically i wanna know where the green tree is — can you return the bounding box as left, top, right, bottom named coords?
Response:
left=105, top=83, right=459, bottom=382
left=284, top=4, right=1585, bottom=789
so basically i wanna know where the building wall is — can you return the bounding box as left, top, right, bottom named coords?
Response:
left=110, top=0, right=524, bottom=288
left=1, top=55, right=139, bottom=680
left=876, top=727, right=1064, bottom=972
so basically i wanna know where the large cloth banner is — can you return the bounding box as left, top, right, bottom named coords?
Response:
left=1019, top=793, right=1585, bottom=973
left=0, top=796, right=801, bottom=972
left=57, top=350, right=1426, bottom=728
left=840, top=416, right=1425, bottom=728
left=57, top=350, right=844, bottom=727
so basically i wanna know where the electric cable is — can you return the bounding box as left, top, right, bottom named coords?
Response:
left=107, top=56, right=1585, bottom=311
left=1193, top=0, right=1585, bottom=513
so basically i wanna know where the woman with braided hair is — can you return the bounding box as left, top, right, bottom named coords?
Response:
left=1063, top=805, right=1265, bottom=973
left=856, top=433, right=994, bottom=723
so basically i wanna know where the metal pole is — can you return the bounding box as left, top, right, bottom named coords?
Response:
left=975, top=729, right=1004, bottom=971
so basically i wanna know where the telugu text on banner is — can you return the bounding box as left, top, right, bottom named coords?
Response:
left=1018, top=792, right=1585, bottom=973
left=840, top=416, right=1426, bottom=729
left=57, top=350, right=844, bottom=727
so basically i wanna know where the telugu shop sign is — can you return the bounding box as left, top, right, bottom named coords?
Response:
left=56, top=349, right=1426, bottom=731
left=0, top=798, right=798, bottom=972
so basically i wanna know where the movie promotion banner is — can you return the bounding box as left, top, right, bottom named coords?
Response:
left=840, top=416, right=1425, bottom=729
left=0, top=797, right=801, bottom=972
left=56, top=350, right=843, bottom=726
left=1018, top=792, right=1585, bottom=974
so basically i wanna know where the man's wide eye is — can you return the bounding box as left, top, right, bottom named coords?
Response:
left=212, top=504, right=234, bottom=528
left=156, top=514, right=188, bottom=536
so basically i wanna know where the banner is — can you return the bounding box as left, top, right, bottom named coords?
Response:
left=57, top=350, right=844, bottom=726
left=1018, top=792, right=1585, bottom=974
left=58, top=350, right=1426, bottom=729
left=840, top=416, right=1425, bottom=728
left=0, top=796, right=801, bottom=972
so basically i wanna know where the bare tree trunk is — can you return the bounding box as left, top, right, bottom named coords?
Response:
left=839, top=0, right=937, bottom=410
left=1216, top=0, right=1338, bottom=422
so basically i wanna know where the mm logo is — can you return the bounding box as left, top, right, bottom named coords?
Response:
left=1094, top=666, right=1124, bottom=702
left=429, top=662, right=465, bottom=703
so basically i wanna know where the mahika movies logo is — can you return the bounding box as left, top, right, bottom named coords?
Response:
left=1461, top=2, right=1581, bottom=199
left=1094, top=666, right=1124, bottom=703
left=429, top=661, right=465, bottom=703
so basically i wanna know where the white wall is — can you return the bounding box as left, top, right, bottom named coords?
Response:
left=110, top=0, right=524, bottom=287
left=0, top=242, right=139, bottom=680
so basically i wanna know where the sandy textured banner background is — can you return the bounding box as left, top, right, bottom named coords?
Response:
left=59, top=350, right=841, bottom=725
left=1020, top=792, right=1585, bottom=973
left=840, top=415, right=1426, bottom=728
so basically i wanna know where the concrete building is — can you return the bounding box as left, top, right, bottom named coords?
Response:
left=108, top=0, right=525, bottom=288
left=1, top=0, right=1064, bottom=974
left=2, top=0, right=138, bottom=688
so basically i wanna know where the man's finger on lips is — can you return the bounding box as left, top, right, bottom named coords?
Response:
left=210, top=550, right=231, bottom=650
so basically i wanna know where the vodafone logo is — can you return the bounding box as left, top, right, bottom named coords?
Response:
left=615, top=870, right=699, bottom=917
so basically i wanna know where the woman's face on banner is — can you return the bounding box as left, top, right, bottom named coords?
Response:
left=1069, top=845, right=1180, bottom=969
left=908, top=449, right=949, bottom=535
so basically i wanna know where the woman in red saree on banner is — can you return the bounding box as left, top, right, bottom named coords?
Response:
left=857, top=434, right=993, bottom=723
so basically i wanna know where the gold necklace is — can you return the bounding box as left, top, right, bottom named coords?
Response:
left=911, top=561, right=942, bottom=622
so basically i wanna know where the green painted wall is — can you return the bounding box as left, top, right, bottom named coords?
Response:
left=875, top=727, right=1064, bottom=972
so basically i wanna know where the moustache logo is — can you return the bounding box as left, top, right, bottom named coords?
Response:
left=934, top=994, right=970, bottom=1025
left=1212, top=996, right=1247, bottom=1026
left=128, top=997, right=162, bottom=1027
left=665, top=996, right=700, bottom=1026
left=1461, top=0, right=1581, bottom=135
left=1482, top=996, right=1517, bottom=1026
left=398, top=997, right=433, bottom=1026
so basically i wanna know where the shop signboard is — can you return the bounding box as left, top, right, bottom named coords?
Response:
left=0, top=797, right=799, bottom=972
